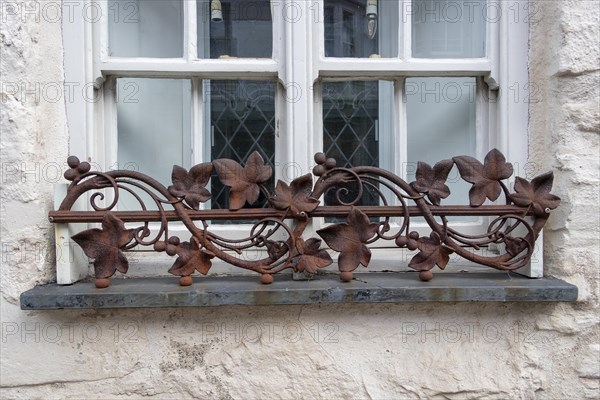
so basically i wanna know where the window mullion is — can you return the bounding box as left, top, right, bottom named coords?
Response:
left=272, top=0, right=285, bottom=65
left=101, top=77, right=118, bottom=173
left=395, top=78, right=407, bottom=184
left=485, top=1, right=501, bottom=90
left=63, top=1, right=93, bottom=157
left=476, top=77, right=491, bottom=160
left=497, top=1, right=528, bottom=168
left=401, top=0, right=411, bottom=59
left=96, top=0, right=108, bottom=74
left=184, top=0, right=198, bottom=61
left=191, top=78, right=203, bottom=166
left=285, top=0, right=315, bottom=178
left=310, top=80, right=325, bottom=234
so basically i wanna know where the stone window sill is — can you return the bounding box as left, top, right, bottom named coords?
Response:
left=20, top=269, right=577, bottom=309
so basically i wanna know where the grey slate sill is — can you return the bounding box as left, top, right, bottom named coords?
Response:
left=20, top=271, right=578, bottom=309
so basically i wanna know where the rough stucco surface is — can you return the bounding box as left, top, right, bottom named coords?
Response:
left=1, top=1, right=598, bottom=399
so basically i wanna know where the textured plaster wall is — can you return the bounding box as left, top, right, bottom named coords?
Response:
left=0, top=1, right=598, bottom=398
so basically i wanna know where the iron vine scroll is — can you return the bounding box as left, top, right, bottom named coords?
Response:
left=49, top=149, right=560, bottom=288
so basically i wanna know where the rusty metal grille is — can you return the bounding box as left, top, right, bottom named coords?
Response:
left=50, top=149, right=560, bottom=288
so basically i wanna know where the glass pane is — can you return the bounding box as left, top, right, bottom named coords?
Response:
left=322, top=81, right=380, bottom=212
left=198, top=0, right=273, bottom=58
left=324, top=0, right=398, bottom=58
left=208, top=80, right=276, bottom=210
left=108, top=0, right=183, bottom=58
left=117, top=78, right=191, bottom=210
left=406, top=77, right=477, bottom=208
left=412, top=0, right=485, bottom=58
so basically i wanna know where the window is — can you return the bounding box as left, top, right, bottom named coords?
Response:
left=61, top=0, right=533, bottom=281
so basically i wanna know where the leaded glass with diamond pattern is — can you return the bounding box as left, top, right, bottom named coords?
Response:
left=322, top=81, right=379, bottom=213
left=209, top=80, right=276, bottom=211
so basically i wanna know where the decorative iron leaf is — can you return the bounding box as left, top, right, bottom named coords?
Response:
left=510, top=172, right=561, bottom=217
left=410, top=159, right=454, bottom=205
left=213, top=151, right=272, bottom=210
left=71, top=213, right=135, bottom=279
left=453, top=148, right=513, bottom=206
left=317, top=207, right=379, bottom=272
left=269, top=174, right=320, bottom=218
left=408, top=232, right=453, bottom=271
left=168, top=163, right=213, bottom=210
left=166, top=237, right=214, bottom=276
left=504, top=236, right=527, bottom=257
left=294, top=238, right=333, bottom=273
left=265, top=240, right=289, bottom=261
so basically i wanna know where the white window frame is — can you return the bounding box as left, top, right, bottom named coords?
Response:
left=59, top=0, right=539, bottom=284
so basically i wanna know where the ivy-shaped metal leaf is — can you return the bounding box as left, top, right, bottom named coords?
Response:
left=168, top=163, right=213, bottom=210
left=509, top=172, right=561, bottom=217
left=72, top=213, right=135, bottom=279
left=213, top=151, right=272, bottom=210
left=410, top=159, right=454, bottom=205
left=504, top=236, right=527, bottom=257
left=265, top=240, right=289, bottom=261
left=293, top=238, right=333, bottom=273
left=317, top=207, right=379, bottom=272
left=453, top=148, right=513, bottom=206
left=408, top=231, right=453, bottom=271
left=269, top=174, right=320, bottom=218
left=167, top=237, right=215, bottom=276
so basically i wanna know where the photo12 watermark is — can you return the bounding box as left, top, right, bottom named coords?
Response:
left=399, top=320, right=554, bottom=345
left=1, top=80, right=140, bottom=105
left=199, top=321, right=339, bottom=344
left=1, top=1, right=125, bottom=24
left=1, top=321, right=142, bottom=344
left=0, top=1, right=543, bottom=27
left=1, top=160, right=140, bottom=185
left=402, top=0, right=541, bottom=24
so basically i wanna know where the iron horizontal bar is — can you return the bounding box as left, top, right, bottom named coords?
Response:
left=48, top=205, right=531, bottom=224
left=314, top=205, right=531, bottom=217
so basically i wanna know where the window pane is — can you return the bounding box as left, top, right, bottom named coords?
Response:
left=324, top=0, right=398, bottom=58
left=108, top=0, right=183, bottom=58
left=406, top=77, right=477, bottom=208
left=198, top=0, right=273, bottom=58
left=208, top=80, right=276, bottom=210
left=412, top=0, right=485, bottom=58
left=117, top=78, right=191, bottom=210
left=322, top=81, right=380, bottom=211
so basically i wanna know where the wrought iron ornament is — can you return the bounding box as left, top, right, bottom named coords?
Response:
left=51, top=150, right=560, bottom=288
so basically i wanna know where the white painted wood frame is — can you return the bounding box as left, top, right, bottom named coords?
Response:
left=58, top=0, right=538, bottom=284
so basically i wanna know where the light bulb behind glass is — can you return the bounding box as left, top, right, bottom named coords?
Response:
left=367, top=17, right=377, bottom=39
left=366, top=0, right=377, bottom=39
left=211, top=0, right=223, bottom=23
